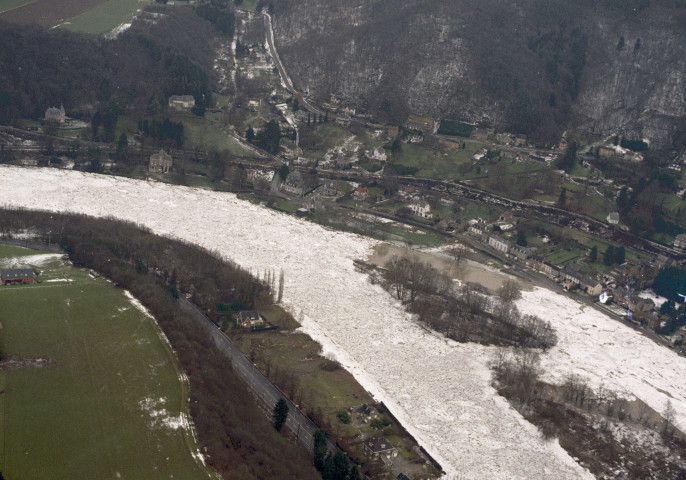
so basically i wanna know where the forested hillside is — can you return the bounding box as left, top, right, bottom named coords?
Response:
left=0, top=3, right=228, bottom=124
left=271, top=0, right=686, bottom=147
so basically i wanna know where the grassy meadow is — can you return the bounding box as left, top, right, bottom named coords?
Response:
left=61, top=0, right=150, bottom=35
left=0, top=244, right=213, bottom=479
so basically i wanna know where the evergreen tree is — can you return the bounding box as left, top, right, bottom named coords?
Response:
left=332, top=450, right=349, bottom=480
left=322, top=452, right=335, bottom=480
left=615, top=246, right=625, bottom=265
left=558, top=187, right=567, bottom=206
left=348, top=464, right=362, bottom=480
left=273, top=398, right=288, bottom=432
left=556, top=141, right=577, bottom=172
left=617, top=186, right=628, bottom=209
left=617, top=36, right=625, bottom=50
left=246, top=126, right=255, bottom=143
left=589, top=246, right=597, bottom=262
left=516, top=231, right=527, bottom=247
left=603, top=245, right=615, bottom=266
left=313, top=429, right=327, bottom=472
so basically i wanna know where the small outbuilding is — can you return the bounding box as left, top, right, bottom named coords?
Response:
left=1, top=268, right=36, bottom=285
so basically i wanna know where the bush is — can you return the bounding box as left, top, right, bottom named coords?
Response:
left=336, top=411, right=350, bottom=424
left=370, top=417, right=390, bottom=430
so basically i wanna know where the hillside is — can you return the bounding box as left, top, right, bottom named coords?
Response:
left=271, top=0, right=686, bottom=148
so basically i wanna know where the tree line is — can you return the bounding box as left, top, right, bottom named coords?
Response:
left=377, top=255, right=557, bottom=350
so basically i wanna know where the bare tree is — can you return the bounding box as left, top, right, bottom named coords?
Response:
left=497, top=279, right=522, bottom=304
left=662, top=400, right=676, bottom=439
left=277, top=269, right=284, bottom=303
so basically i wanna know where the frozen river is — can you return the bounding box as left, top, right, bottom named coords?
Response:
left=3, top=166, right=684, bottom=479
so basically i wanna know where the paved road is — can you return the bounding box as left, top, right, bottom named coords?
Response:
left=177, top=298, right=336, bottom=454
left=262, top=11, right=324, bottom=116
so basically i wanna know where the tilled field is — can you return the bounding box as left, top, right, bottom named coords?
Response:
left=0, top=0, right=107, bottom=27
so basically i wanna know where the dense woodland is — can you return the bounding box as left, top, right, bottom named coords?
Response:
left=0, top=208, right=320, bottom=480
left=0, top=3, right=226, bottom=125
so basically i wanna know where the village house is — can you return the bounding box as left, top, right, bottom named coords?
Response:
left=367, top=146, right=387, bottom=162
left=236, top=310, right=265, bottom=330
left=1, top=268, right=35, bottom=285
left=598, top=146, right=616, bottom=158
left=496, top=133, right=514, bottom=146
left=409, top=199, right=431, bottom=219
left=674, top=233, right=686, bottom=249
left=353, top=186, right=369, bottom=201
left=472, top=128, right=491, bottom=142
left=149, top=149, right=173, bottom=173
left=168, top=95, right=196, bottom=110
left=386, top=125, right=399, bottom=140
left=607, top=212, right=620, bottom=225
left=513, top=135, right=527, bottom=147
left=364, top=437, right=397, bottom=464
left=509, top=244, right=535, bottom=261
left=44, top=104, right=66, bottom=124
left=488, top=235, right=510, bottom=253
left=321, top=179, right=340, bottom=197
left=282, top=170, right=306, bottom=196
left=279, top=137, right=300, bottom=160
left=247, top=98, right=261, bottom=111
left=335, top=115, right=351, bottom=127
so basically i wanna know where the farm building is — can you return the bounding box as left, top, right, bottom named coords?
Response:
left=149, top=150, right=173, bottom=173
left=236, top=310, right=265, bottom=330
left=1, top=268, right=36, bottom=285
left=168, top=95, right=195, bottom=110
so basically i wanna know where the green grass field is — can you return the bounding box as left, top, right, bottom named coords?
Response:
left=62, top=0, right=150, bottom=35
left=174, top=113, right=256, bottom=156
left=0, top=245, right=212, bottom=480
left=0, top=0, right=36, bottom=13
left=391, top=142, right=481, bottom=180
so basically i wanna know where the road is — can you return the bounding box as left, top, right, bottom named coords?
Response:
left=177, top=298, right=336, bottom=454
left=262, top=11, right=324, bottom=116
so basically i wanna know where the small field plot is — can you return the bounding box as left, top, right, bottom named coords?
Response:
left=61, top=0, right=149, bottom=35
left=0, top=245, right=212, bottom=480
left=0, top=0, right=36, bottom=14
left=0, top=0, right=106, bottom=27
left=390, top=142, right=480, bottom=180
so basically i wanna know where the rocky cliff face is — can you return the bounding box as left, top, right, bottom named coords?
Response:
left=571, top=9, right=686, bottom=148
left=272, top=0, right=686, bottom=148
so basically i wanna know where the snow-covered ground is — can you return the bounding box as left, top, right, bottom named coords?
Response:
left=518, top=289, right=686, bottom=431
left=1, top=166, right=682, bottom=478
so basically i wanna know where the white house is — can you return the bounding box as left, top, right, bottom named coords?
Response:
left=674, top=233, right=686, bottom=249
left=488, top=235, right=510, bottom=253
left=607, top=212, right=620, bottom=225
left=409, top=200, right=431, bottom=218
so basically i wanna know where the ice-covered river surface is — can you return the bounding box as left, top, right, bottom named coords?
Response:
left=3, top=167, right=685, bottom=479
